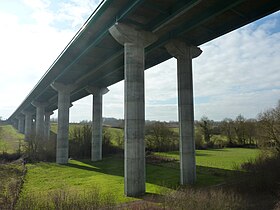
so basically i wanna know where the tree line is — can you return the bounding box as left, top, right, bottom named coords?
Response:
left=145, top=100, right=280, bottom=153
left=23, top=100, right=279, bottom=160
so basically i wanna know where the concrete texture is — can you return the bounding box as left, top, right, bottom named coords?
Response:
left=32, top=101, right=47, bottom=140
left=86, top=87, right=109, bottom=162
left=17, top=115, right=25, bottom=134
left=22, top=111, right=33, bottom=140
left=44, top=112, right=53, bottom=141
left=166, top=40, right=202, bottom=185
left=109, top=23, right=157, bottom=196
left=51, top=82, right=75, bottom=164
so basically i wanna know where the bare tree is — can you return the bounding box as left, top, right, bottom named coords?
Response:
left=221, top=118, right=235, bottom=146
left=258, top=100, right=280, bottom=153
left=234, top=114, right=246, bottom=145
left=145, top=122, right=178, bottom=152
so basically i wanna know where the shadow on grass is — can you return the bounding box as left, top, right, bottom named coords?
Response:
left=65, top=156, right=243, bottom=190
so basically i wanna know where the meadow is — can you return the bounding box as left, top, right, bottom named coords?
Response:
left=0, top=124, right=266, bottom=209
left=0, top=125, right=25, bottom=154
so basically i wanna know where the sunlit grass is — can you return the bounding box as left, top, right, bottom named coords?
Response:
left=155, top=148, right=260, bottom=170
left=20, top=155, right=228, bottom=205
left=0, top=125, right=25, bottom=154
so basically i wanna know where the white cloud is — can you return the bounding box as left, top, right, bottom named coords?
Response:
left=0, top=2, right=279, bottom=123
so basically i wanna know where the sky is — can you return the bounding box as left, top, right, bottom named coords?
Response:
left=0, top=0, right=279, bottom=122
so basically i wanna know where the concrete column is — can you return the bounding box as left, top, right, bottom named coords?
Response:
left=12, top=119, right=18, bottom=129
left=166, top=40, right=202, bottom=185
left=17, top=115, right=25, bottom=134
left=32, top=101, right=47, bottom=140
left=86, top=87, right=109, bottom=162
left=51, top=82, right=75, bottom=164
left=44, top=111, right=53, bottom=140
left=109, top=23, right=157, bottom=196
left=22, top=111, right=33, bottom=140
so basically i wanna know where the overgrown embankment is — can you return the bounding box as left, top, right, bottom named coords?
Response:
left=0, top=125, right=26, bottom=209
left=0, top=161, right=26, bottom=209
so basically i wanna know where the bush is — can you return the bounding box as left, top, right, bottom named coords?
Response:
left=25, top=133, right=56, bottom=162
left=16, top=187, right=116, bottom=210
left=69, top=125, right=92, bottom=158
left=239, top=153, right=280, bottom=193
left=145, top=122, right=179, bottom=152
left=163, top=187, right=245, bottom=210
left=0, top=163, right=25, bottom=210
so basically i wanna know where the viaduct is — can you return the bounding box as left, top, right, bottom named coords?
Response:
left=7, top=0, right=280, bottom=196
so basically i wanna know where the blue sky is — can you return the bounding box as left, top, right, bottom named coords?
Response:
left=0, top=0, right=279, bottom=122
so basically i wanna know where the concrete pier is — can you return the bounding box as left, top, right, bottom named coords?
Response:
left=166, top=40, right=202, bottom=185
left=44, top=112, right=53, bottom=140
left=51, top=82, right=74, bottom=164
left=32, top=101, right=47, bottom=140
left=22, top=111, right=33, bottom=140
left=109, top=23, right=157, bottom=196
left=86, top=87, right=109, bottom=162
left=17, top=115, right=25, bottom=134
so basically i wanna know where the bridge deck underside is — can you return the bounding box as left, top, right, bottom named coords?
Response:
left=9, top=0, right=280, bottom=119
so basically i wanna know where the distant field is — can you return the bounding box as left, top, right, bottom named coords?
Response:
left=0, top=125, right=25, bottom=153
left=51, top=123, right=123, bottom=146
left=155, top=148, right=260, bottom=170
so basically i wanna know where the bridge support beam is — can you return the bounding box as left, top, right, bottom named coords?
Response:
left=17, top=115, right=25, bottom=134
left=22, top=111, right=33, bottom=140
left=45, top=111, right=53, bottom=141
left=32, top=101, right=47, bottom=141
left=109, top=23, right=157, bottom=197
left=12, top=119, right=18, bottom=130
left=51, top=82, right=74, bottom=164
left=166, top=40, right=202, bottom=185
left=86, top=87, right=109, bottom=162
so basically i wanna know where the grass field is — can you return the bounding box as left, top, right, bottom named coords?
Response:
left=155, top=148, right=260, bottom=170
left=0, top=125, right=262, bottom=208
left=19, top=157, right=223, bottom=204
left=0, top=125, right=25, bottom=154
left=19, top=148, right=260, bottom=205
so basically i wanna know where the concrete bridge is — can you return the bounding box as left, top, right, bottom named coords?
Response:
left=7, top=0, right=280, bottom=196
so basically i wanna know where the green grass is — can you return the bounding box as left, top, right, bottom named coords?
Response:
left=0, top=125, right=25, bottom=154
left=20, top=154, right=229, bottom=205
left=155, top=148, right=260, bottom=170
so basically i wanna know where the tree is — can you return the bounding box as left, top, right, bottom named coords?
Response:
left=221, top=118, right=236, bottom=146
left=199, top=116, right=213, bottom=145
left=234, top=114, right=246, bottom=145
left=244, top=119, right=257, bottom=146
left=258, top=100, right=280, bottom=153
left=145, top=122, right=178, bottom=152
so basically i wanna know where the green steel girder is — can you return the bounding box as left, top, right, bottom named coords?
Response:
left=146, top=0, right=246, bottom=52
left=146, top=0, right=201, bottom=32
left=193, top=0, right=280, bottom=46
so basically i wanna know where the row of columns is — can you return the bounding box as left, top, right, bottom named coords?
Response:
left=13, top=22, right=201, bottom=198
left=16, top=84, right=108, bottom=165
left=18, top=109, right=53, bottom=141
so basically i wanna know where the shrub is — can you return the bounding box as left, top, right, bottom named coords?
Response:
left=16, top=187, right=116, bottom=210
left=0, top=163, right=25, bottom=210
left=163, top=188, right=245, bottom=210
left=145, top=122, right=179, bottom=152
left=239, top=154, right=280, bottom=193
